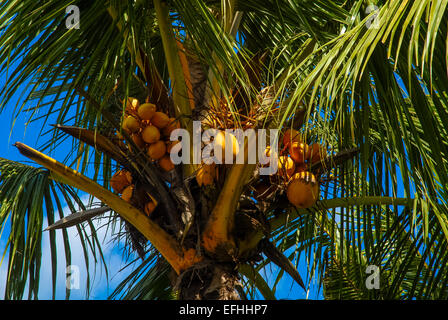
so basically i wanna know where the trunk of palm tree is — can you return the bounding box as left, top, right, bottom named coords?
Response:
left=175, top=260, right=241, bottom=300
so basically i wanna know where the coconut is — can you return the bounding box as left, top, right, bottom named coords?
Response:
left=124, top=115, right=140, bottom=133
left=151, top=112, right=170, bottom=129
left=158, top=154, right=175, bottom=172
left=289, top=141, right=310, bottom=164
left=110, top=170, right=132, bottom=193
left=286, top=171, right=319, bottom=208
left=138, top=103, right=156, bottom=120
left=144, top=201, right=156, bottom=216
left=278, top=156, right=295, bottom=178
left=147, top=140, right=166, bottom=160
left=214, top=131, right=239, bottom=162
left=121, top=184, right=134, bottom=203
left=264, top=146, right=271, bottom=158
left=283, top=129, right=301, bottom=147
left=141, top=125, right=160, bottom=144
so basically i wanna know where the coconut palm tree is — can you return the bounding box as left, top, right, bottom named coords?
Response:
left=1, top=0, right=448, bottom=300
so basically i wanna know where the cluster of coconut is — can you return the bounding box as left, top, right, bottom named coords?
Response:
left=120, top=97, right=180, bottom=172
left=111, top=97, right=182, bottom=216
left=109, top=169, right=156, bottom=216
left=272, top=128, right=326, bottom=209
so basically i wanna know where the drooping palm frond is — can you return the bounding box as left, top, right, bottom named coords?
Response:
left=108, top=251, right=174, bottom=300
left=0, top=158, right=106, bottom=299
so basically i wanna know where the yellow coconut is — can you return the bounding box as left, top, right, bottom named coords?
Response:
left=144, top=201, right=157, bottom=216
left=158, top=154, right=175, bottom=172
left=141, top=125, right=160, bottom=144
left=287, top=171, right=319, bottom=208
left=151, top=112, right=170, bottom=129
left=278, top=156, right=295, bottom=178
left=147, top=140, right=167, bottom=160
left=124, top=115, right=140, bottom=133
left=289, top=141, right=310, bottom=164
left=126, top=97, right=140, bottom=113
left=162, top=118, right=180, bottom=137
left=214, top=131, right=239, bottom=162
left=264, top=146, right=271, bottom=158
left=121, top=184, right=134, bottom=203
left=138, top=103, right=156, bottom=121
left=110, top=170, right=132, bottom=193
left=283, top=129, right=301, bottom=147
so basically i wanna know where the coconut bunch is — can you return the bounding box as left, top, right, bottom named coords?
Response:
left=255, top=128, right=328, bottom=209
left=281, top=128, right=327, bottom=208
left=109, top=169, right=157, bottom=217
left=119, top=97, right=180, bottom=172
left=111, top=97, right=181, bottom=216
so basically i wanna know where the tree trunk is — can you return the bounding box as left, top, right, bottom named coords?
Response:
left=175, top=260, right=241, bottom=300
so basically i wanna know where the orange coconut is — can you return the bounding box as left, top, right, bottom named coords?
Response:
left=214, top=131, right=239, bottom=162
left=287, top=171, right=319, bottom=208
left=289, top=141, right=310, bottom=164
left=110, top=170, right=132, bottom=193
left=158, top=154, right=175, bottom=172
left=141, top=125, right=160, bottom=144
left=264, top=146, right=271, bottom=158
left=121, top=184, right=134, bottom=203
left=124, top=115, right=140, bottom=133
left=147, top=140, right=166, bottom=160
left=278, top=156, right=295, bottom=178
left=137, top=103, right=156, bottom=120
left=151, top=112, right=170, bottom=129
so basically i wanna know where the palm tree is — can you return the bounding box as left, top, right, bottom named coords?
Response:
left=1, top=0, right=448, bottom=300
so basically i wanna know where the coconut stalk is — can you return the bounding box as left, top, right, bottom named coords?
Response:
left=14, top=142, right=201, bottom=274
left=202, top=138, right=256, bottom=255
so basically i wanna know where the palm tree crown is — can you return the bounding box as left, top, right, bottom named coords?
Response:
left=0, top=0, right=448, bottom=299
